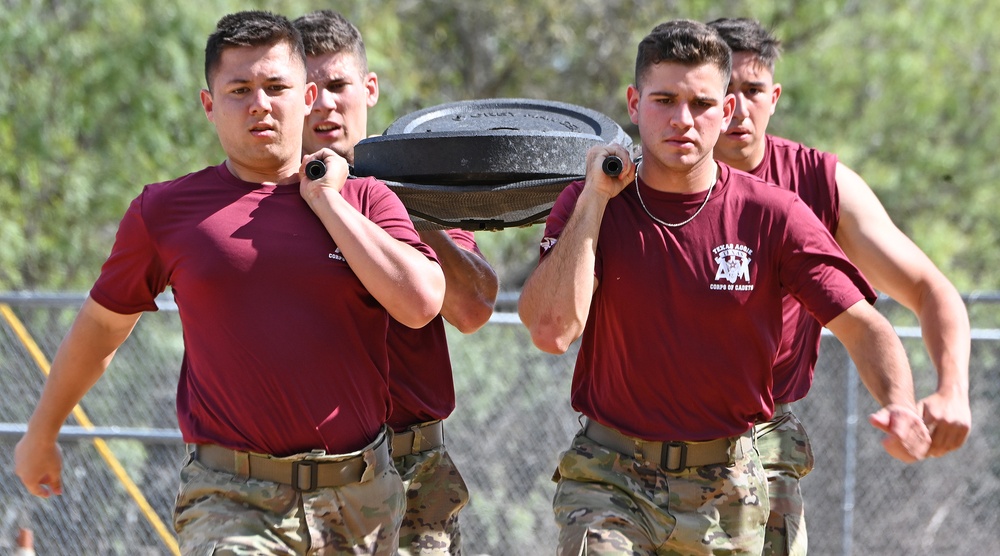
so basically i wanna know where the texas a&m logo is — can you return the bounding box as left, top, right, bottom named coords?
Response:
left=710, top=243, right=754, bottom=292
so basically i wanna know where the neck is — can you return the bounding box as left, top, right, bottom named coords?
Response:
left=225, top=158, right=301, bottom=186
left=639, top=156, right=718, bottom=194
left=718, top=138, right=767, bottom=173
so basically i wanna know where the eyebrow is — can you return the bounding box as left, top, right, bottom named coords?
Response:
left=320, top=73, right=353, bottom=83
left=648, top=90, right=719, bottom=105
left=223, top=74, right=293, bottom=87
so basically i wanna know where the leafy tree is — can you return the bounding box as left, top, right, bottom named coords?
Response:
left=1, top=0, right=217, bottom=289
left=4, top=0, right=995, bottom=291
left=771, top=0, right=1000, bottom=291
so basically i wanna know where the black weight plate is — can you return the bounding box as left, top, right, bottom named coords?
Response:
left=384, top=176, right=578, bottom=232
left=386, top=98, right=631, bottom=145
left=354, top=131, right=606, bottom=185
left=351, top=98, right=632, bottom=229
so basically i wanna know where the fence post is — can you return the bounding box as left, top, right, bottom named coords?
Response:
left=842, top=361, right=858, bottom=556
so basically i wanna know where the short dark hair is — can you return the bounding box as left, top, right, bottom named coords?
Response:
left=204, top=10, right=306, bottom=90
left=293, top=10, right=369, bottom=74
left=635, top=19, right=732, bottom=90
left=707, top=18, right=782, bottom=73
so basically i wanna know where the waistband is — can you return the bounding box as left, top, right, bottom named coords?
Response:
left=582, top=418, right=753, bottom=472
left=756, top=402, right=795, bottom=425
left=391, top=420, right=445, bottom=458
left=773, top=403, right=794, bottom=417
left=192, top=428, right=390, bottom=492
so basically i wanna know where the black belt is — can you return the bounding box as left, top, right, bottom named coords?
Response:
left=391, top=420, right=445, bottom=457
left=583, top=418, right=753, bottom=472
left=192, top=429, right=390, bottom=492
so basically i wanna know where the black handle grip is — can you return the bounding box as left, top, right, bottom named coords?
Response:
left=305, top=160, right=327, bottom=180
left=602, top=155, right=624, bottom=177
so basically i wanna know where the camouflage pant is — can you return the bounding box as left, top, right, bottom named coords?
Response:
left=552, top=431, right=769, bottom=556
left=173, top=447, right=405, bottom=555
left=753, top=410, right=814, bottom=556
left=393, top=446, right=470, bottom=555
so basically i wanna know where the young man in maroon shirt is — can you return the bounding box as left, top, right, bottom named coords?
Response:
left=519, top=19, right=931, bottom=555
left=295, top=10, right=498, bottom=555
left=15, top=11, right=445, bottom=555
left=709, top=17, right=971, bottom=555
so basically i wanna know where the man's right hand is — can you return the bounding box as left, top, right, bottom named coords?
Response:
left=585, top=144, right=635, bottom=200
left=15, top=433, right=64, bottom=498
left=869, top=404, right=931, bottom=464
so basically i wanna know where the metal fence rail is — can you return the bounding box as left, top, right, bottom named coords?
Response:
left=1, top=293, right=998, bottom=555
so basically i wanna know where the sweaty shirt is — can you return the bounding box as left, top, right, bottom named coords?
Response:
left=386, top=229, right=480, bottom=431
left=540, top=163, right=875, bottom=441
left=91, top=163, right=437, bottom=456
left=748, top=135, right=844, bottom=403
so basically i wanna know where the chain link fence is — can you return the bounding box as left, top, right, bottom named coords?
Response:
left=1, top=292, right=998, bottom=555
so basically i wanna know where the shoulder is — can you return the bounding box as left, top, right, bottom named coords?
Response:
left=138, top=165, right=220, bottom=205
left=551, top=179, right=586, bottom=209
left=560, top=179, right=586, bottom=197
left=767, top=135, right=837, bottom=167
left=340, top=175, right=398, bottom=203
left=340, top=176, right=414, bottom=223
left=720, top=162, right=802, bottom=209
left=722, top=162, right=772, bottom=188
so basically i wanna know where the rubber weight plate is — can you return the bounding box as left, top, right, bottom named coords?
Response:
left=355, top=131, right=606, bottom=185
left=386, top=98, right=629, bottom=141
left=354, top=98, right=631, bottom=184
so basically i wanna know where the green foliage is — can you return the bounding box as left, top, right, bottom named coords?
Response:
left=772, top=1, right=1000, bottom=290
left=3, top=0, right=995, bottom=290
left=1, top=0, right=221, bottom=289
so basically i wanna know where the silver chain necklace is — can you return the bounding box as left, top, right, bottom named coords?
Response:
left=633, top=161, right=715, bottom=228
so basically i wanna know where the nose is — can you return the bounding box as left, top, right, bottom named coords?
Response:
left=732, top=93, right=750, bottom=120
left=312, top=88, right=336, bottom=113
left=249, top=89, right=271, bottom=114
left=670, top=102, right=695, bottom=129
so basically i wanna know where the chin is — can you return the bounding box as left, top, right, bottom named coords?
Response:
left=302, top=141, right=322, bottom=156
left=720, top=146, right=751, bottom=165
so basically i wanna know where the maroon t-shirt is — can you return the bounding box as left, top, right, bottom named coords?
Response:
left=386, top=229, right=479, bottom=430
left=540, top=163, right=875, bottom=441
left=749, top=135, right=845, bottom=403
left=90, top=163, right=437, bottom=456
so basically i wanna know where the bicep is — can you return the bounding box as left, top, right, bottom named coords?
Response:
left=834, top=162, right=943, bottom=307
left=79, top=297, right=143, bottom=343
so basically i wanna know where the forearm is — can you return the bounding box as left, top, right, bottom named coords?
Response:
left=518, top=188, right=609, bottom=354
left=307, top=192, right=445, bottom=328
left=855, top=324, right=918, bottom=409
left=26, top=298, right=137, bottom=440
left=912, top=280, right=971, bottom=398
left=827, top=301, right=918, bottom=410
left=419, top=229, right=498, bottom=333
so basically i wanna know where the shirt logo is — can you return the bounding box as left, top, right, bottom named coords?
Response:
left=328, top=248, right=346, bottom=262
left=710, top=243, right=754, bottom=291
left=540, top=236, right=557, bottom=253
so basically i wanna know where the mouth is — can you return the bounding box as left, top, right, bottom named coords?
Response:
left=313, top=122, right=342, bottom=135
left=249, top=122, right=275, bottom=137
left=666, top=136, right=695, bottom=148
left=725, top=127, right=752, bottom=141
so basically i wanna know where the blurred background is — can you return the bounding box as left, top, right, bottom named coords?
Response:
left=2, top=0, right=999, bottom=554
left=2, top=0, right=999, bottom=292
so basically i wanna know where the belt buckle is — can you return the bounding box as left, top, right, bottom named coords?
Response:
left=292, top=460, right=319, bottom=492
left=662, top=442, right=688, bottom=472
